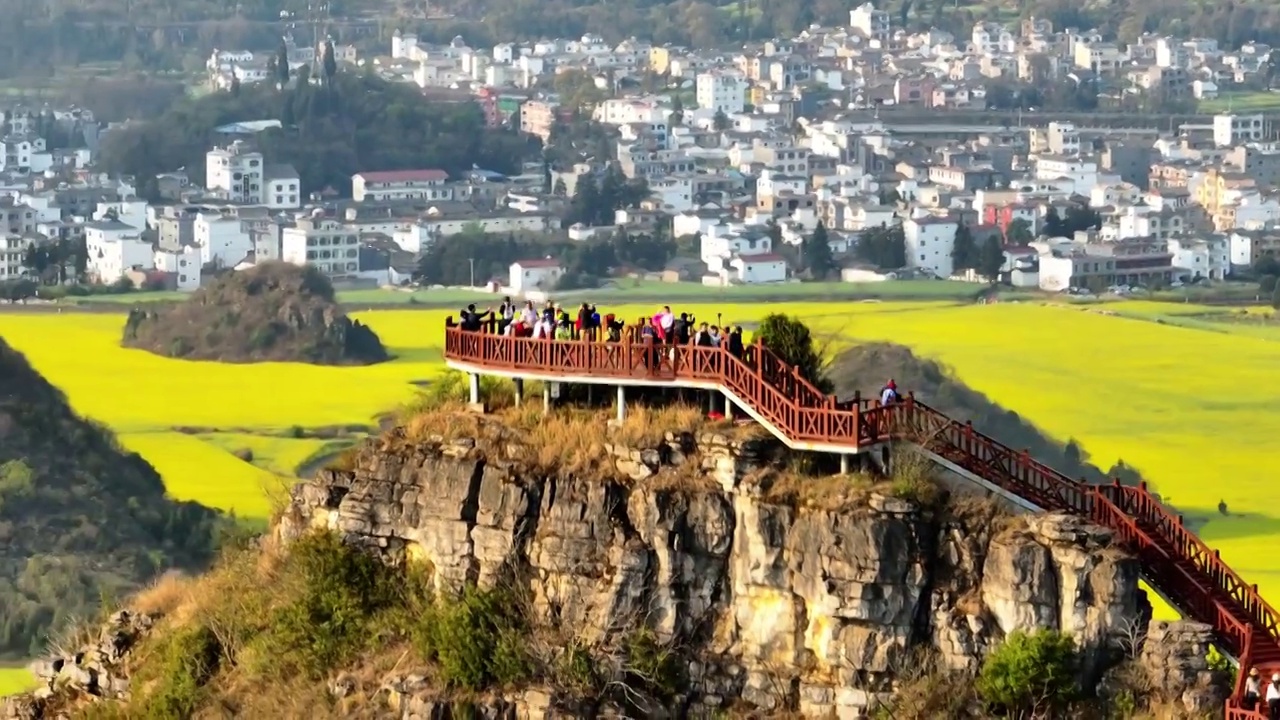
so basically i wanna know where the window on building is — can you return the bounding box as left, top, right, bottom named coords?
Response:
left=306, top=250, right=316, bottom=260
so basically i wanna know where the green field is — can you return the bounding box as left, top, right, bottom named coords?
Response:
left=0, top=667, right=34, bottom=696
left=2, top=297, right=1280, bottom=634
left=1200, top=90, right=1280, bottom=114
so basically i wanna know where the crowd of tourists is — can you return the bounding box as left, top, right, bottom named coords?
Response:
left=456, top=298, right=747, bottom=355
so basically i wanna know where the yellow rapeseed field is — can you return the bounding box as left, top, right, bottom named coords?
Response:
left=0, top=668, right=33, bottom=697
left=3, top=299, right=1280, bottom=605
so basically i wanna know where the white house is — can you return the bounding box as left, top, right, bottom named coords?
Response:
left=194, top=212, right=253, bottom=267
left=1168, top=237, right=1230, bottom=280
left=695, top=71, right=747, bottom=115
left=154, top=247, right=203, bottom=291
left=729, top=253, right=787, bottom=283
left=509, top=258, right=562, bottom=291
left=205, top=141, right=264, bottom=203
left=0, top=234, right=22, bottom=280
left=85, top=220, right=152, bottom=284
left=903, top=216, right=959, bottom=277
left=94, top=200, right=148, bottom=234
left=352, top=169, right=452, bottom=203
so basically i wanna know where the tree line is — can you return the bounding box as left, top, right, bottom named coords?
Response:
left=97, top=69, right=534, bottom=200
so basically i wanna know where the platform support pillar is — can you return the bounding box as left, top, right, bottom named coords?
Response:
left=543, top=385, right=551, bottom=414
left=616, top=385, right=627, bottom=423
left=840, top=454, right=850, bottom=476
left=722, top=391, right=733, bottom=420
left=468, top=373, right=480, bottom=405
left=513, top=378, right=524, bottom=408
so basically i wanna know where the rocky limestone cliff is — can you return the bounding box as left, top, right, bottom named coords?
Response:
left=274, top=428, right=1151, bottom=717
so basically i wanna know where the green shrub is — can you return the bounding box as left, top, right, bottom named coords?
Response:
left=135, top=624, right=223, bottom=719
left=260, top=532, right=402, bottom=679
left=977, top=630, right=1079, bottom=716
left=622, top=628, right=683, bottom=698
left=421, top=585, right=531, bottom=690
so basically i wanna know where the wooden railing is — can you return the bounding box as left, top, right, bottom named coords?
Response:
left=443, top=324, right=1280, bottom=713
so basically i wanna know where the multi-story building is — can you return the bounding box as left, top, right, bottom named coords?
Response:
left=351, top=170, right=451, bottom=203
left=153, top=247, right=203, bottom=291
left=206, top=141, right=264, bottom=203
left=193, top=212, right=253, bottom=267
left=695, top=72, right=747, bottom=115
left=1037, top=238, right=1174, bottom=291
left=904, top=215, right=959, bottom=277
left=0, top=234, right=23, bottom=280
left=0, top=197, right=36, bottom=234
left=1213, top=113, right=1264, bottom=147
left=85, top=219, right=152, bottom=284
left=281, top=217, right=362, bottom=277
left=849, top=2, right=890, bottom=40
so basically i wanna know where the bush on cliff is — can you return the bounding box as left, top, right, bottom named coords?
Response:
left=120, top=262, right=388, bottom=365
left=977, top=630, right=1080, bottom=717
left=0, top=336, right=222, bottom=660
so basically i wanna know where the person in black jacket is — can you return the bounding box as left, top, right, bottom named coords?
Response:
left=728, top=326, right=744, bottom=358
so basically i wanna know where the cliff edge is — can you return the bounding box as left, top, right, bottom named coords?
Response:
left=4, top=405, right=1229, bottom=719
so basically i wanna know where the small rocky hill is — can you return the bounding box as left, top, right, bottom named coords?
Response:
left=121, top=262, right=388, bottom=365
left=0, top=337, right=222, bottom=660
left=2, top=405, right=1227, bottom=719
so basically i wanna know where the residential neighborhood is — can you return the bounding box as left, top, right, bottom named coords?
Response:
left=5, top=10, right=1280, bottom=298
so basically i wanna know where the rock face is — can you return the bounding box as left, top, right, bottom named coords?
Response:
left=278, top=429, right=1147, bottom=717
left=1138, top=620, right=1230, bottom=715
left=121, top=261, right=388, bottom=365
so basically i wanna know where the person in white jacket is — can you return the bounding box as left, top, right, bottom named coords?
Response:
left=1266, top=672, right=1280, bottom=719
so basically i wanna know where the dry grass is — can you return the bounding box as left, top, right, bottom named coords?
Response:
left=762, top=469, right=878, bottom=511
left=401, top=401, right=720, bottom=477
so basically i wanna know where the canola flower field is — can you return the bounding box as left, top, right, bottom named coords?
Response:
left=0, top=667, right=32, bottom=696
left=1, top=298, right=1279, bottom=620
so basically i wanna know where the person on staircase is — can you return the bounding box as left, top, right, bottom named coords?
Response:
left=1267, top=671, right=1280, bottom=719
left=727, top=326, right=744, bottom=359
left=880, top=379, right=900, bottom=406
left=1245, top=668, right=1262, bottom=711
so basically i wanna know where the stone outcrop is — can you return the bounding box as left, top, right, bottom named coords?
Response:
left=273, top=428, right=1149, bottom=717
left=1137, top=620, right=1230, bottom=715
left=1, top=611, right=154, bottom=720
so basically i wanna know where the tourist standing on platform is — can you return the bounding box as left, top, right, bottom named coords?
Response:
left=880, top=379, right=899, bottom=405
left=497, top=297, right=515, bottom=334
left=694, top=322, right=712, bottom=347
left=459, top=304, right=492, bottom=331
left=728, top=326, right=744, bottom=358
left=657, top=305, right=675, bottom=341
left=1246, top=668, right=1262, bottom=711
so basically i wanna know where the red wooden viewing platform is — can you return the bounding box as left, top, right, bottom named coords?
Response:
left=443, top=322, right=1279, bottom=717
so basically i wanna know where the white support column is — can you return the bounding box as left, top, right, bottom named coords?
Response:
left=468, top=373, right=480, bottom=405
left=840, top=454, right=850, bottom=476
left=722, top=390, right=734, bottom=420
left=616, top=385, right=626, bottom=423
left=543, top=384, right=551, bottom=414
left=513, top=379, right=524, bottom=408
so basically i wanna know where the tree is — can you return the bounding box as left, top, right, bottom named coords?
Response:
left=322, top=39, right=338, bottom=83
left=1043, top=207, right=1065, bottom=237
left=1260, top=274, right=1278, bottom=294
left=977, top=630, right=1079, bottom=717
left=757, top=314, right=833, bottom=393
left=1271, top=283, right=1280, bottom=310
left=803, top=221, right=836, bottom=279
left=712, top=109, right=731, bottom=131
left=275, top=39, right=291, bottom=87
left=1005, top=218, right=1034, bottom=245
left=22, top=243, right=49, bottom=277
left=669, top=93, right=684, bottom=126
left=951, top=221, right=977, bottom=272
left=978, top=235, right=1005, bottom=284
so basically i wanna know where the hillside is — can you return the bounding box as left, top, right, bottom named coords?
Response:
left=0, top=337, right=222, bottom=660
left=121, top=263, right=389, bottom=365
left=829, top=342, right=1147, bottom=488
left=1, top=401, right=1227, bottom=719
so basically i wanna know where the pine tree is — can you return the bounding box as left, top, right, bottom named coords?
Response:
left=803, top=221, right=836, bottom=279
left=713, top=109, right=731, bottom=131
left=322, top=39, right=338, bottom=83
left=951, top=221, right=976, bottom=272
left=275, top=39, right=291, bottom=87
left=978, top=235, right=1005, bottom=284
left=1043, top=207, right=1064, bottom=237
left=670, top=93, right=684, bottom=126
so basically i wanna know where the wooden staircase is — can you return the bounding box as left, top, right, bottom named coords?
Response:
left=443, top=324, right=1280, bottom=717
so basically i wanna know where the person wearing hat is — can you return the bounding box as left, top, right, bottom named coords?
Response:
left=1246, top=667, right=1262, bottom=710
left=1267, top=670, right=1280, bottom=719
